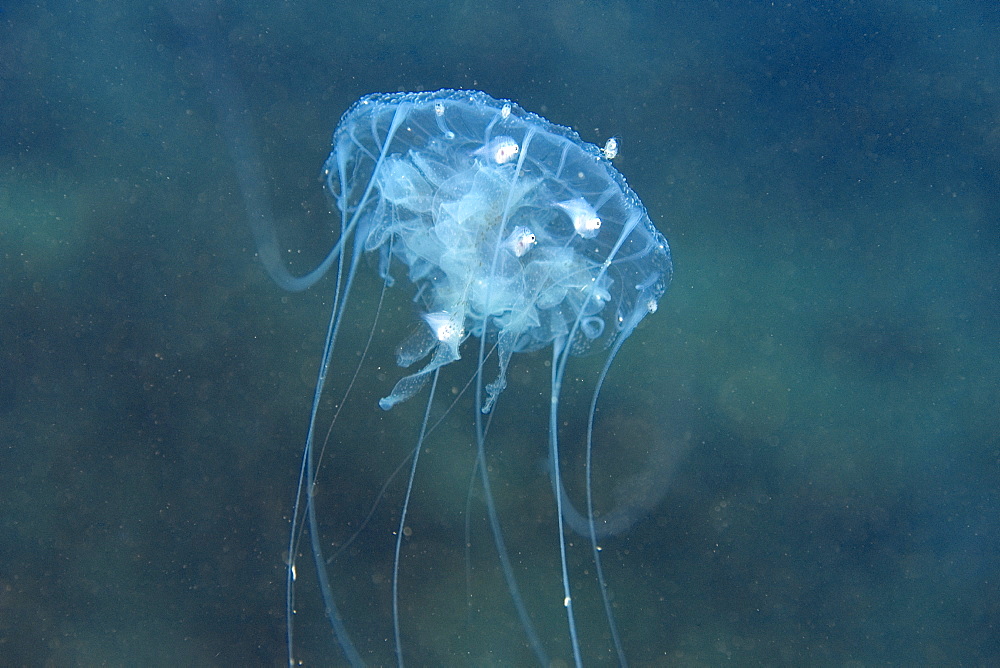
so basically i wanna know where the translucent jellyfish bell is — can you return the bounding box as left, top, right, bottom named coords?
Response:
left=328, top=90, right=671, bottom=411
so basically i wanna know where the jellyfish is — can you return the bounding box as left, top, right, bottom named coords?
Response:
left=257, top=90, right=671, bottom=666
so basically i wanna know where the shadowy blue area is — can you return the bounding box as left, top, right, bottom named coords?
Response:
left=0, top=0, right=997, bottom=664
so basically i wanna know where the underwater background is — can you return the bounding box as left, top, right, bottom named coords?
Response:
left=2, top=0, right=998, bottom=665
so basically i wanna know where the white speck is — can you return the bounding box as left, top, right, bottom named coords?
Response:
left=555, top=198, right=602, bottom=238
left=424, top=311, right=465, bottom=344
left=475, top=136, right=519, bottom=164
left=601, top=136, right=620, bottom=160
left=505, top=226, right=536, bottom=257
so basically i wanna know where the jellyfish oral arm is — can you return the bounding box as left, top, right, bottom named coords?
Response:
left=378, top=334, right=462, bottom=410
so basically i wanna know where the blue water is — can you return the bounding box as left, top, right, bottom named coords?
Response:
left=1, top=0, right=997, bottom=664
